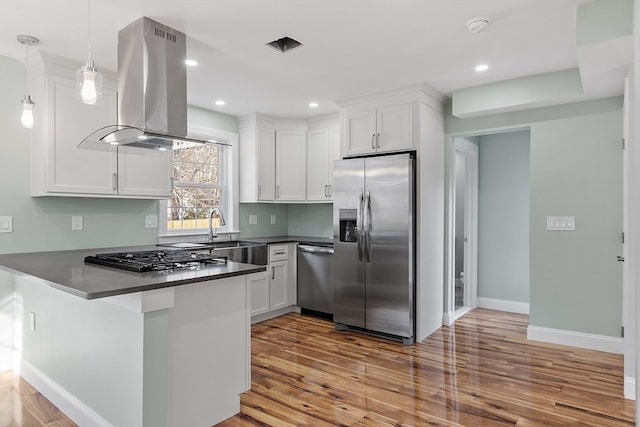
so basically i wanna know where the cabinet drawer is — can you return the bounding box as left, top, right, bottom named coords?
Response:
left=269, top=244, right=289, bottom=262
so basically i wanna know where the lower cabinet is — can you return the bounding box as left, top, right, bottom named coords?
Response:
left=250, top=243, right=297, bottom=321
left=248, top=272, right=270, bottom=317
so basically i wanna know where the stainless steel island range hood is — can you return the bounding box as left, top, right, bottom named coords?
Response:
left=81, top=17, right=224, bottom=150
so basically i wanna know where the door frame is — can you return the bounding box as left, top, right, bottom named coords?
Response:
left=444, top=137, right=478, bottom=325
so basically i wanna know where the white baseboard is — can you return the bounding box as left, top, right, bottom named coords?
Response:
left=477, top=297, right=530, bottom=314
left=624, top=376, right=636, bottom=400
left=442, top=311, right=455, bottom=326
left=20, top=360, right=113, bottom=427
left=251, top=305, right=296, bottom=324
left=527, top=325, right=623, bottom=354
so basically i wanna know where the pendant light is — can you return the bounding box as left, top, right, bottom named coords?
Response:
left=76, top=0, right=102, bottom=105
left=17, top=34, right=39, bottom=129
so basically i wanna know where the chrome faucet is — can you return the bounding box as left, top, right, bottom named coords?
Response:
left=208, top=207, right=226, bottom=242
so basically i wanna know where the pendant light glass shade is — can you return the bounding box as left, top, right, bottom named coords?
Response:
left=76, top=59, right=102, bottom=105
left=77, top=0, right=102, bottom=105
left=17, top=34, right=39, bottom=129
left=21, top=95, right=35, bottom=129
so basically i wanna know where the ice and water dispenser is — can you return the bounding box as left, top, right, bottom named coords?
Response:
left=339, top=209, right=358, bottom=243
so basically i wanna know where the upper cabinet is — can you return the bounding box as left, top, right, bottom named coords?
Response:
left=239, top=115, right=308, bottom=203
left=275, top=129, right=306, bottom=201
left=306, top=119, right=340, bottom=201
left=343, top=103, right=412, bottom=157
left=29, top=52, right=172, bottom=199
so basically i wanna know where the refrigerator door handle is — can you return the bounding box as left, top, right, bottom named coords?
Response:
left=357, top=191, right=364, bottom=261
left=364, top=190, right=371, bottom=262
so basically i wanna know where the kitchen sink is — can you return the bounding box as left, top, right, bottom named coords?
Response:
left=157, top=240, right=268, bottom=265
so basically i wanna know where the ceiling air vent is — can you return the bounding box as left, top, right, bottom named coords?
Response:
left=267, top=36, right=302, bottom=53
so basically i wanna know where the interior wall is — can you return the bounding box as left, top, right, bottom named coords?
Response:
left=446, top=96, right=623, bottom=338
left=238, top=203, right=289, bottom=238
left=287, top=204, right=333, bottom=237
left=477, top=130, right=530, bottom=303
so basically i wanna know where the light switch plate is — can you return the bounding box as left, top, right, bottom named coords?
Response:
left=546, top=216, right=575, bottom=231
left=270, top=214, right=276, bottom=225
left=0, top=216, right=12, bottom=233
left=249, top=215, right=257, bottom=225
left=72, top=216, right=83, bottom=231
left=145, top=215, right=158, bottom=228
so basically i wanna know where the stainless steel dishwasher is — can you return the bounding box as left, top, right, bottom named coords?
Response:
left=297, top=243, right=334, bottom=318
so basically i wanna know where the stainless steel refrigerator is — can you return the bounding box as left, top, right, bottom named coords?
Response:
left=333, top=152, right=415, bottom=345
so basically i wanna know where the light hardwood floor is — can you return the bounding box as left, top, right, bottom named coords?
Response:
left=1, top=309, right=635, bottom=426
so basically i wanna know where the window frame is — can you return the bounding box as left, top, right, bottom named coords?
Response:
left=158, top=125, right=239, bottom=239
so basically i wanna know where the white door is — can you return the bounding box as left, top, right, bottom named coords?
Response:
left=269, top=260, right=289, bottom=311
left=376, top=103, right=412, bottom=153
left=117, top=145, right=173, bottom=197
left=344, top=109, right=376, bottom=157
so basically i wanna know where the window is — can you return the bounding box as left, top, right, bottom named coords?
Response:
left=159, top=126, right=238, bottom=237
left=168, top=144, right=226, bottom=231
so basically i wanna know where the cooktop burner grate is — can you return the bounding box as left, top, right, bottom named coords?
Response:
left=84, top=250, right=227, bottom=272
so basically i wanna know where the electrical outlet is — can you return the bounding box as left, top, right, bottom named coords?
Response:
left=145, top=215, right=158, bottom=228
left=72, top=215, right=83, bottom=231
left=0, top=216, right=12, bottom=233
left=249, top=215, right=257, bottom=225
left=546, top=216, right=575, bottom=231
left=271, top=215, right=276, bottom=225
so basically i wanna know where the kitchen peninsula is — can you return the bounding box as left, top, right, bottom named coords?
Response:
left=0, top=245, right=266, bottom=427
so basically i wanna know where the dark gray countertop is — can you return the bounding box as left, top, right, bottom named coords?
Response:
left=241, top=235, right=333, bottom=246
left=0, top=245, right=266, bottom=300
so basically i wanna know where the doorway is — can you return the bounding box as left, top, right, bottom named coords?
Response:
left=453, top=138, right=478, bottom=319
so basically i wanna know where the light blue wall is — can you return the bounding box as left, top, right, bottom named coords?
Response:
left=446, top=97, right=623, bottom=337
left=188, top=105, right=238, bottom=133
left=238, top=203, right=289, bottom=238
left=477, top=130, right=530, bottom=302
left=287, top=204, right=333, bottom=238
left=238, top=203, right=333, bottom=238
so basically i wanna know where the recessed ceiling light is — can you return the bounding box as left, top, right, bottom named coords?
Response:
left=185, top=59, right=198, bottom=67
left=309, top=102, right=319, bottom=108
left=475, top=64, right=489, bottom=72
left=207, top=139, right=218, bottom=143
left=215, top=100, right=225, bottom=106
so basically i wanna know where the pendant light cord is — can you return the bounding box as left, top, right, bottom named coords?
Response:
left=87, top=0, right=92, bottom=62
left=25, top=42, right=30, bottom=95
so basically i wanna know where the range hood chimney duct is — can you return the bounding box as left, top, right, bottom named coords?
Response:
left=80, top=17, right=226, bottom=150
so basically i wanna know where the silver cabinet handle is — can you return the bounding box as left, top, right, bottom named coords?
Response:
left=377, top=133, right=380, bottom=149
left=324, top=185, right=328, bottom=197
left=274, top=250, right=286, bottom=255
left=112, top=173, right=117, bottom=191
left=371, top=133, right=375, bottom=149
left=271, top=266, right=275, bottom=280
left=328, top=185, right=332, bottom=197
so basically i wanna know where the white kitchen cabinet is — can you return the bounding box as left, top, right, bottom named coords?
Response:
left=343, top=103, right=412, bottom=157
left=239, top=115, right=306, bottom=203
left=268, top=260, right=289, bottom=311
left=257, top=128, right=276, bottom=201
left=248, top=272, right=270, bottom=317
left=30, top=52, right=172, bottom=199
left=275, top=130, right=306, bottom=201
left=250, top=243, right=296, bottom=322
left=306, top=127, right=340, bottom=201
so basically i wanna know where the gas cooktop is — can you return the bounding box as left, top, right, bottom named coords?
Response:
left=84, top=250, right=227, bottom=273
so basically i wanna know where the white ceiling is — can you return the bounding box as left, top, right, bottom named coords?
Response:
left=1, top=0, right=614, bottom=119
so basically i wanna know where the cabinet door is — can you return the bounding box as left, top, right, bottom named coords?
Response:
left=45, top=74, right=118, bottom=195
left=249, top=272, right=270, bottom=317
left=344, top=109, right=376, bottom=157
left=376, top=103, right=412, bottom=153
left=306, top=129, right=330, bottom=201
left=256, top=128, right=276, bottom=201
left=269, top=260, right=289, bottom=311
left=117, top=145, right=173, bottom=197
left=276, top=130, right=306, bottom=201
left=328, top=127, right=341, bottom=200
